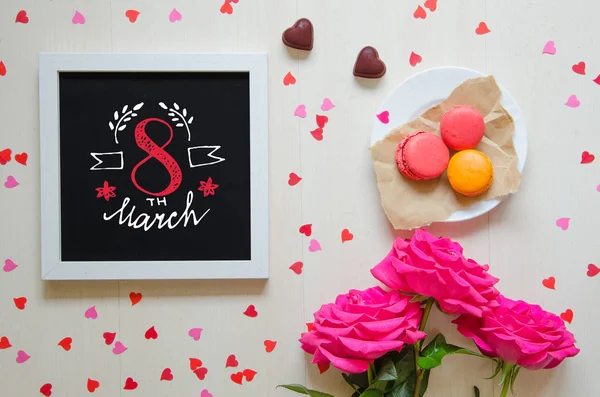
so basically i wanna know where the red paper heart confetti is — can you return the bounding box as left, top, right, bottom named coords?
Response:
left=594, top=75, right=600, bottom=85
left=220, top=1, right=233, bottom=15
left=15, top=10, right=29, bottom=24
left=226, top=354, right=239, bottom=368
left=283, top=72, right=296, bottom=86
left=87, top=379, right=100, bottom=393
left=560, top=309, right=573, bottom=324
left=0, top=336, right=12, bottom=349
left=58, top=337, right=72, bottom=351
left=341, top=228, right=354, bottom=243
left=194, top=367, right=208, bottom=380
left=264, top=340, right=277, bottom=353
left=289, top=261, right=303, bottom=275
left=123, top=377, right=138, bottom=390
left=0, top=61, right=6, bottom=76
left=231, top=372, right=243, bottom=385
left=413, top=5, right=427, bottom=19
left=542, top=277, right=556, bottom=290
left=243, top=368, right=257, bottom=382
left=125, top=9, right=140, bottom=23
left=581, top=151, right=595, bottom=164
left=40, top=383, right=52, bottom=397
left=13, top=296, right=27, bottom=310
left=316, top=114, right=328, bottom=128
left=288, top=173, right=302, bottom=186
left=15, top=153, right=27, bottom=166
left=244, top=304, right=258, bottom=318
left=299, top=224, right=312, bottom=237
left=317, top=362, right=330, bottom=374
left=572, top=62, right=586, bottom=75
left=475, top=22, right=490, bottom=35
left=0, top=148, right=12, bottom=165
left=103, top=332, right=116, bottom=345
left=409, top=51, right=422, bottom=67
left=129, top=292, right=143, bottom=306
left=310, top=128, right=324, bottom=141
left=587, top=264, right=600, bottom=277
left=306, top=322, right=316, bottom=332
left=189, top=358, right=203, bottom=371
left=144, top=326, right=158, bottom=340
left=424, top=0, right=437, bottom=12
left=160, top=368, right=174, bottom=381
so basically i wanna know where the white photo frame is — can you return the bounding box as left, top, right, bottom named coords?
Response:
left=39, top=53, right=269, bottom=280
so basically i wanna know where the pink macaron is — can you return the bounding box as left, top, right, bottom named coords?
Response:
left=396, top=131, right=450, bottom=180
left=440, top=105, right=485, bottom=150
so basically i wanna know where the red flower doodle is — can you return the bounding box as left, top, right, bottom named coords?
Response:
left=95, top=181, right=117, bottom=201
left=198, top=177, right=219, bottom=197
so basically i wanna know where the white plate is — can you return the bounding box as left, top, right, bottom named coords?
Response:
left=371, top=67, right=527, bottom=223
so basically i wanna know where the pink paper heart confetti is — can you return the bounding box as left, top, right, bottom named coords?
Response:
left=16, top=350, right=30, bottom=363
left=294, top=104, right=307, bottom=118
left=72, top=10, right=85, bottom=24
left=3, top=259, right=17, bottom=272
left=201, top=390, right=214, bottom=397
left=321, top=98, right=335, bottom=111
left=112, top=341, right=127, bottom=355
left=4, top=176, right=19, bottom=189
left=542, top=40, right=556, bottom=55
left=308, top=239, right=322, bottom=252
left=556, top=218, right=570, bottom=231
left=565, top=95, right=580, bottom=108
left=376, top=111, right=389, bottom=124
left=84, top=306, right=98, bottom=319
left=169, top=8, right=182, bottom=23
left=188, top=328, right=203, bottom=341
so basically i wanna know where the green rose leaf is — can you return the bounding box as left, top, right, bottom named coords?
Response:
left=375, top=359, right=398, bottom=382
left=359, top=390, right=384, bottom=397
left=386, top=370, right=430, bottom=397
left=417, top=334, right=485, bottom=370
left=344, top=371, right=370, bottom=389
left=277, top=384, right=336, bottom=397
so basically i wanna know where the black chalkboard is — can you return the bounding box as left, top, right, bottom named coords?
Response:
left=58, top=71, right=251, bottom=262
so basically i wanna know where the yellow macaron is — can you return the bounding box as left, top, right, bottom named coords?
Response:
left=447, top=150, right=494, bottom=197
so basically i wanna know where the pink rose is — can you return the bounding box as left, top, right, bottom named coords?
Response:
left=371, top=229, right=499, bottom=317
left=299, top=286, right=426, bottom=374
left=453, top=295, right=580, bottom=370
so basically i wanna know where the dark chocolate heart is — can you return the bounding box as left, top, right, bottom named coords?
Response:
left=353, top=46, right=386, bottom=79
left=282, top=18, right=314, bottom=51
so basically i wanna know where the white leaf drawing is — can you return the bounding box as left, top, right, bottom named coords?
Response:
left=122, top=105, right=128, bottom=114
left=173, top=103, right=180, bottom=110
left=183, top=108, right=187, bottom=117
left=109, top=121, right=115, bottom=130
left=168, top=112, right=175, bottom=117
left=131, top=113, right=137, bottom=117
left=159, top=102, right=168, bottom=110
left=176, top=123, right=184, bottom=127
left=188, top=116, right=194, bottom=124
left=172, top=118, right=179, bottom=121
left=124, top=117, right=131, bottom=122
left=118, top=125, right=127, bottom=131
left=114, top=111, right=119, bottom=120
left=133, top=102, right=144, bottom=111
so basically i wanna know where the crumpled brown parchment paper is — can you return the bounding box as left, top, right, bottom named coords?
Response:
left=370, top=76, right=522, bottom=230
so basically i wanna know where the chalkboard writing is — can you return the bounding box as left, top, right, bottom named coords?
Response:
left=58, top=72, right=251, bottom=262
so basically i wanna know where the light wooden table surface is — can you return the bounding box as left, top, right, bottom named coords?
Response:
left=0, top=1, right=597, bottom=396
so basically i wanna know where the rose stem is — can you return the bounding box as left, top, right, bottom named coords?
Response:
left=367, top=363, right=376, bottom=385
left=499, top=363, right=515, bottom=397
left=413, top=298, right=435, bottom=397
